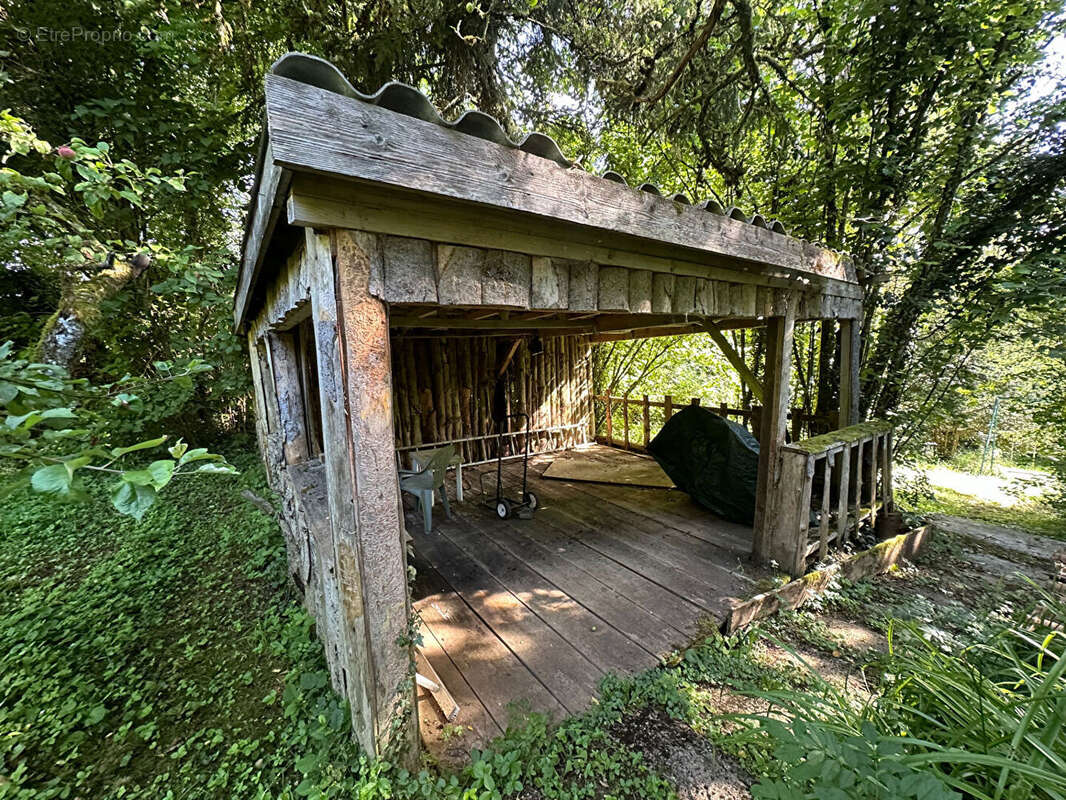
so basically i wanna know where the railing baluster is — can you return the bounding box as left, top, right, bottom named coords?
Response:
left=836, top=443, right=851, bottom=548
left=623, top=393, right=630, bottom=450
left=642, top=394, right=651, bottom=449
left=605, top=395, right=613, bottom=443
left=869, top=433, right=879, bottom=530
left=664, top=394, right=673, bottom=421
left=818, top=453, right=833, bottom=561
left=853, top=438, right=864, bottom=530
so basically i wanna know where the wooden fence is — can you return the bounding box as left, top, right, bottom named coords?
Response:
left=769, top=420, right=895, bottom=576
left=592, top=393, right=835, bottom=450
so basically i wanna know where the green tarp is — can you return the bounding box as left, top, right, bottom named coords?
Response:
left=647, top=406, right=760, bottom=525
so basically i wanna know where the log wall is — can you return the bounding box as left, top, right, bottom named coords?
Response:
left=391, top=334, right=594, bottom=464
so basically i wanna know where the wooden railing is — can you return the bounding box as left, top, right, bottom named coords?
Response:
left=769, top=420, right=895, bottom=576
left=592, top=393, right=835, bottom=450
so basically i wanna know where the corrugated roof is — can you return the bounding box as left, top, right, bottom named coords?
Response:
left=269, top=53, right=791, bottom=238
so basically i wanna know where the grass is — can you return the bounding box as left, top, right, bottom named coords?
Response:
left=0, top=437, right=756, bottom=799
left=3, top=435, right=1062, bottom=799
left=917, top=484, right=1066, bottom=539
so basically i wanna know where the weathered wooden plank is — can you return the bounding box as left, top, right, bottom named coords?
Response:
left=753, top=297, right=796, bottom=570
left=333, top=229, right=418, bottom=760
left=482, top=249, right=531, bottom=307
left=268, top=331, right=310, bottom=464
left=695, top=279, right=716, bottom=316
left=235, top=142, right=290, bottom=329
left=456, top=467, right=706, bottom=632
left=567, top=259, right=599, bottom=311
left=674, top=276, right=697, bottom=314
left=382, top=235, right=437, bottom=303
left=285, top=180, right=858, bottom=299
left=412, top=525, right=603, bottom=714
left=651, top=273, right=675, bottom=313
left=434, top=512, right=658, bottom=674
left=818, top=454, right=833, bottom=562
left=704, top=323, right=764, bottom=405
left=531, top=256, right=569, bottom=310
left=597, top=267, right=629, bottom=311
left=729, top=283, right=758, bottom=317
left=451, top=507, right=686, bottom=654
left=839, top=319, right=860, bottom=427
left=437, top=245, right=484, bottom=305
left=303, top=230, right=377, bottom=750
left=264, top=76, right=849, bottom=286
left=416, top=591, right=566, bottom=727
left=627, top=269, right=653, bottom=314
left=836, top=443, right=852, bottom=547
left=415, top=618, right=501, bottom=753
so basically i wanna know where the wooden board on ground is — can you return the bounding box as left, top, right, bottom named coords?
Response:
left=542, top=446, right=675, bottom=488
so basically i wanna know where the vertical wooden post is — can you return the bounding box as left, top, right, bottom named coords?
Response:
left=605, top=395, right=613, bottom=443
left=853, top=438, right=865, bottom=527
left=818, top=454, right=833, bottom=562
left=839, top=318, right=861, bottom=427
left=622, top=393, right=630, bottom=450
left=664, top=394, right=673, bottom=421
left=753, top=297, right=796, bottom=568
left=268, top=331, right=310, bottom=465
left=869, top=433, right=879, bottom=528
left=642, top=394, right=651, bottom=449
left=835, top=443, right=851, bottom=548
left=307, top=228, right=416, bottom=764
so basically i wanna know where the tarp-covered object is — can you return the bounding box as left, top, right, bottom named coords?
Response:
left=647, top=406, right=760, bottom=525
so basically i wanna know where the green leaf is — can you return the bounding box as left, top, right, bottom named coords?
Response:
left=0, top=380, right=17, bottom=404
left=111, top=481, right=157, bottom=520
left=31, top=463, right=73, bottom=495
left=195, top=462, right=237, bottom=475
left=111, top=435, right=167, bottom=458
left=146, top=459, right=175, bottom=489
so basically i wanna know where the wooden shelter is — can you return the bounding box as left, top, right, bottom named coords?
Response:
left=237, top=53, right=895, bottom=761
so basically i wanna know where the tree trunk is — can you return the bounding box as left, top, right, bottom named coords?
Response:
left=36, top=254, right=150, bottom=370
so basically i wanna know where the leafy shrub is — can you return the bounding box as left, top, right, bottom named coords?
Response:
left=738, top=593, right=1066, bottom=800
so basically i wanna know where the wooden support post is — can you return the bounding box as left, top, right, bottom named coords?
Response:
left=839, top=318, right=861, bottom=427
left=605, top=395, right=613, bottom=443
left=642, top=394, right=651, bottom=448
left=664, top=394, right=673, bottom=421
left=622, top=393, right=630, bottom=450
left=310, top=229, right=417, bottom=764
left=268, top=331, right=310, bottom=465
left=704, top=322, right=765, bottom=404
left=753, top=297, right=796, bottom=570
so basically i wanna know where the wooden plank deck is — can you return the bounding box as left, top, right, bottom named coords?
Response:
left=407, top=445, right=763, bottom=757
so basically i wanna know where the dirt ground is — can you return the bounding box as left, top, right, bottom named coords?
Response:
left=638, top=514, right=1063, bottom=798
left=613, top=707, right=753, bottom=800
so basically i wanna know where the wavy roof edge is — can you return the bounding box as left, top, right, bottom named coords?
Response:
left=268, top=52, right=801, bottom=242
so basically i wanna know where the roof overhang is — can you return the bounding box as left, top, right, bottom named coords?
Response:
left=236, top=54, right=858, bottom=331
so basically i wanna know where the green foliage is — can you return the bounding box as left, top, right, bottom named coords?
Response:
left=0, top=340, right=235, bottom=518
left=737, top=595, right=1066, bottom=800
